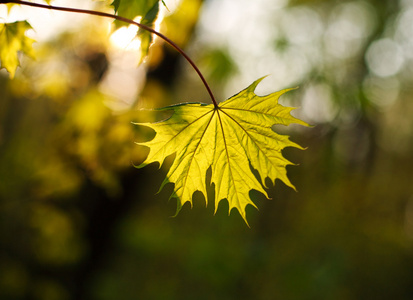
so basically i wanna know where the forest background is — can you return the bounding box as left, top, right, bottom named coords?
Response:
left=1, top=0, right=413, bottom=299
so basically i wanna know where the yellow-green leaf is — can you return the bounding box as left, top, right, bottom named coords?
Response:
left=0, top=21, right=35, bottom=78
left=135, top=78, right=308, bottom=224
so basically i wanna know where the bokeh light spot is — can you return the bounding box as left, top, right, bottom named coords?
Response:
left=365, top=38, right=404, bottom=77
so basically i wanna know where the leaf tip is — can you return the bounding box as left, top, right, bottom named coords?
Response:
left=248, top=76, right=269, bottom=92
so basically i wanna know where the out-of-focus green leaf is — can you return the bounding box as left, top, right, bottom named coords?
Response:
left=111, top=0, right=121, bottom=12
left=137, top=1, right=159, bottom=63
left=135, top=78, right=308, bottom=224
left=200, top=48, right=237, bottom=83
left=111, top=0, right=166, bottom=13
left=0, top=21, right=35, bottom=78
left=112, top=0, right=158, bottom=28
left=111, top=0, right=162, bottom=63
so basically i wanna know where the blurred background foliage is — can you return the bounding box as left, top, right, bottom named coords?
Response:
left=1, top=0, right=413, bottom=299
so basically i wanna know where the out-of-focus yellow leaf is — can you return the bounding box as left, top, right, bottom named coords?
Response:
left=0, top=21, right=35, bottom=78
left=163, top=0, right=202, bottom=46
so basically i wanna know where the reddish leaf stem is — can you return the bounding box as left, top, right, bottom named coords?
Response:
left=1, top=0, right=219, bottom=107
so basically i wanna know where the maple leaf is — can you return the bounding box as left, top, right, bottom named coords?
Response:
left=135, top=77, right=308, bottom=224
left=0, top=21, right=35, bottom=78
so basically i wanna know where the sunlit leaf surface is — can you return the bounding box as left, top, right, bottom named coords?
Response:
left=0, top=21, right=35, bottom=78
left=136, top=78, right=308, bottom=223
